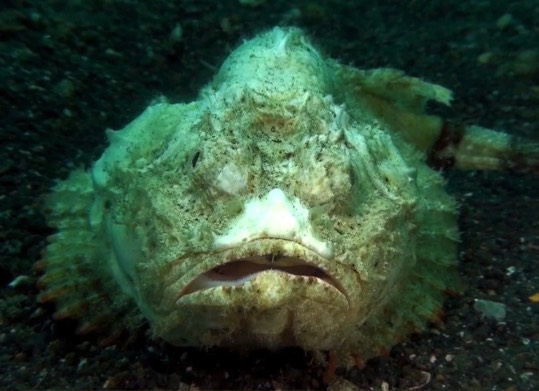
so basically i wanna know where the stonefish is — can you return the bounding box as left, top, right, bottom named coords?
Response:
left=37, top=27, right=538, bottom=365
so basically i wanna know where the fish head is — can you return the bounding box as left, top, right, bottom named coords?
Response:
left=93, top=85, right=419, bottom=350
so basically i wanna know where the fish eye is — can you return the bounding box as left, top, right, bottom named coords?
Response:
left=191, top=151, right=201, bottom=168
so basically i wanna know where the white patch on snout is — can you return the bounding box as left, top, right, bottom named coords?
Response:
left=215, top=163, right=247, bottom=195
left=213, top=188, right=332, bottom=257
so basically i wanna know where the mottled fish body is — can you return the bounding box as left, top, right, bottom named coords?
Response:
left=38, top=27, right=538, bottom=365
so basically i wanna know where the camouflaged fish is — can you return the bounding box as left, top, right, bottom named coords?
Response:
left=36, top=27, right=539, bottom=365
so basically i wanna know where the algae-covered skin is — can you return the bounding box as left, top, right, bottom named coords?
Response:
left=37, top=27, right=537, bottom=365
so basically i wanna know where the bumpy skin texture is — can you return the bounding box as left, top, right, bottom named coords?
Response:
left=39, top=27, right=461, bottom=364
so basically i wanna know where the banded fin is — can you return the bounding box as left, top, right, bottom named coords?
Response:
left=428, top=122, right=539, bottom=173
left=334, top=64, right=539, bottom=173
left=333, top=65, right=451, bottom=152
left=37, top=169, right=140, bottom=342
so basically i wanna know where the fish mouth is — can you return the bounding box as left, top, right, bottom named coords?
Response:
left=175, top=237, right=351, bottom=309
left=181, top=254, right=344, bottom=295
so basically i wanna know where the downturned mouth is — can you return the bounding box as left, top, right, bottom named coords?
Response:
left=180, top=254, right=345, bottom=298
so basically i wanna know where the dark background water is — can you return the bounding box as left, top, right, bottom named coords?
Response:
left=1, top=1, right=538, bottom=389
